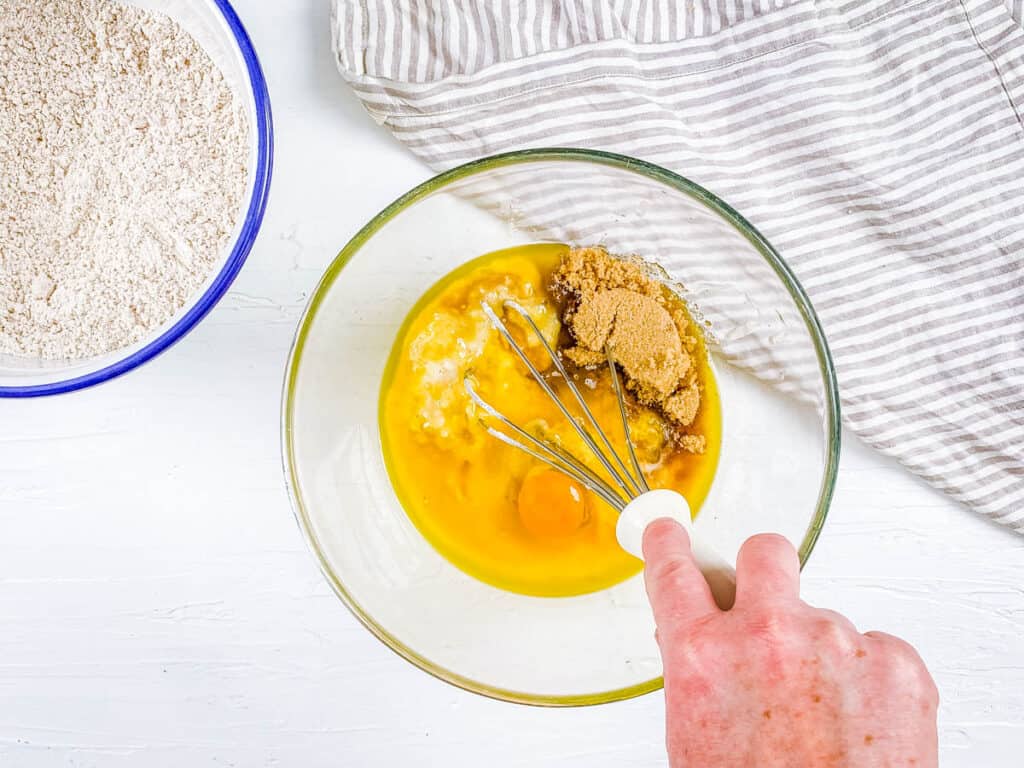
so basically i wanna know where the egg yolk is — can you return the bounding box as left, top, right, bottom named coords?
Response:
left=518, top=469, right=588, bottom=538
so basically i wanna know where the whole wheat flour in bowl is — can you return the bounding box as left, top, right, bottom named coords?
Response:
left=0, top=0, right=249, bottom=360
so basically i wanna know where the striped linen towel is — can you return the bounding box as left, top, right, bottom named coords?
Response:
left=332, top=0, right=1024, bottom=531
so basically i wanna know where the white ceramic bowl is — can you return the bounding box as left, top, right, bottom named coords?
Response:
left=0, top=0, right=272, bottom=398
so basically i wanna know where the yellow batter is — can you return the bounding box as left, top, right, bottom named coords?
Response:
left=379, top=244, right=721, bottom=597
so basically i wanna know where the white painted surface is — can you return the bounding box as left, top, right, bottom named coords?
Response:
left=0, top=2, right=1021, bottom=765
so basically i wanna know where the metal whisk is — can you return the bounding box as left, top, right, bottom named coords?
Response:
left=463, top=299, right=649, bottom=511
left=463, top=299, right=737, bottom=609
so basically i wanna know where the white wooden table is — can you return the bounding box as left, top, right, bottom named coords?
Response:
left=2, top=2, right=1022, bottom=765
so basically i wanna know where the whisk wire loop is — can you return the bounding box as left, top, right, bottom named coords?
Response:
left=487, top=301, right=644, bottom=496
left=464, top=377, right=628, bottom=510
left=466, top=300, right=651, bottom=510
left=606, top=345, right=650, bottom=494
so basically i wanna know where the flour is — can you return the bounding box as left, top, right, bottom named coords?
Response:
left=0, top=0, right=249, bottom=359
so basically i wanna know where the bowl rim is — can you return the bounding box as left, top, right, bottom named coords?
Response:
left=0, top=0, right=274, bottom=399
left=281, top=148, right=842, bottom=707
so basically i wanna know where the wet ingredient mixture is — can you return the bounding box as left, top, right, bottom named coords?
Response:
left=379, top=244, right=721, bottom=597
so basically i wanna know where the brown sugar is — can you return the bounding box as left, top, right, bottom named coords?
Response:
left=564, top=288, right=690, bottom=402
left=665, top=383, right=700, bottom=425
left=552, top=246, right=659, bottom=298
left=551, top=247, right=705, bottom=448
left=679, top=433, right=707, bottom=454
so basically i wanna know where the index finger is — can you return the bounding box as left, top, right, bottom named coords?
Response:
left=643, top=518, right=720, bottom=637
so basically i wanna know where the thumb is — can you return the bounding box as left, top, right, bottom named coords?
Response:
left=643, top=518, right=720, bottom=639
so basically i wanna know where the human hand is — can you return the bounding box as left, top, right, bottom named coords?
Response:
left=643, top=521, right=938, bottom=767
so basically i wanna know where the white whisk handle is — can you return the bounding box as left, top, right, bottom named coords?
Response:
left=616, top=490, right=736, bottom=610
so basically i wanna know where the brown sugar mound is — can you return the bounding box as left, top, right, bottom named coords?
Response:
left=564, top=287, right=690, bottom=402
left=551, top=247, right=704, bottom=443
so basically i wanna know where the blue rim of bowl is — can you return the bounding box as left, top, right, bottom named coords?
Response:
left=0, top=0, right=273, bottom=399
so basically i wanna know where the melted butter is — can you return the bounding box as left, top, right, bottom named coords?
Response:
left=379, top=243, right=721, bottom=597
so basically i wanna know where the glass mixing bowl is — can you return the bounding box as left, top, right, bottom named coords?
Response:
left=0, top=0, right=272, bottom=398
left=283, top=149, right=840, bottom=706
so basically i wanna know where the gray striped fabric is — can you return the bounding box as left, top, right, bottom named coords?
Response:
left=332, top=0, right=1024, bottom=531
